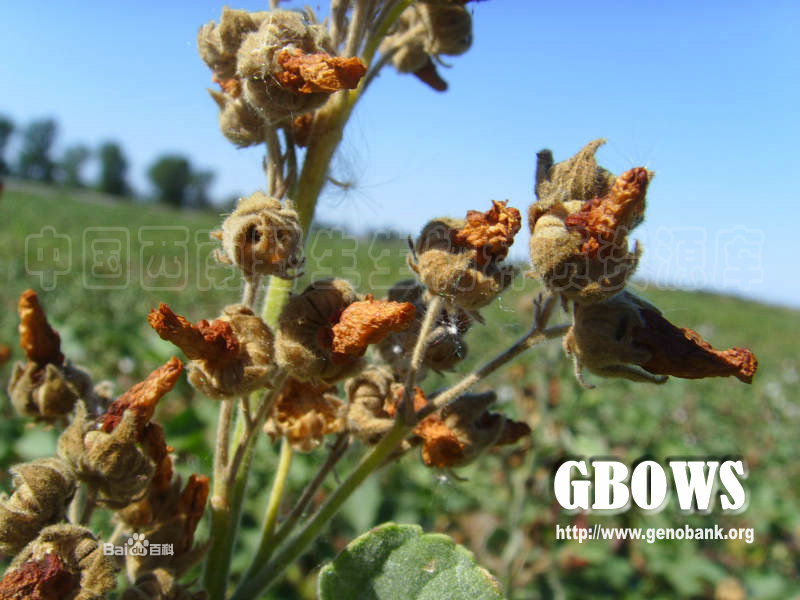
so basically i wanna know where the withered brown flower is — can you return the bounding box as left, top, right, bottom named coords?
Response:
left=264, top=378, right=345, bottom=452
left=274, top=279, right=362, bottom=383
left=149, top=304, right=275, bottom=399
left=410, top=201, right=521, bottom=311
left=529, top=140, right=648, bottom=303
left=564, top=291, right=758, bottom=386
left=389, top=388, right=530, bottom=469
left=8, top=290, right=98, bottom=422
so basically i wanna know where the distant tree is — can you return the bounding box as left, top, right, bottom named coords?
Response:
left=148, top=155, right=192, bottom=207
left=17, top=118, right=57, bottom=181
left=185, top=169, right=215, bottom=209
left=0, top=116, right=14, bottom=175
left=59, top=144, right=91, bottom=188
left=98, top=141, right=128, bottom=196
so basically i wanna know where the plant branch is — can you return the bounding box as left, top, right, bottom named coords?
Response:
left=402, top=295, right=442, bottom=424
left=245, top=433, right=349, bottom=576
left=230, top=422, right=407, bottom=599
left=420, top=294, right=568, bottom=419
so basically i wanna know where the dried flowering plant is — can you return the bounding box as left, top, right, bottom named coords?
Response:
left=0, top=2, right=760, bottom=599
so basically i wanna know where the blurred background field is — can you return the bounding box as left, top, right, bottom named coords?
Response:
left=1, top=185, right=799, bottom=599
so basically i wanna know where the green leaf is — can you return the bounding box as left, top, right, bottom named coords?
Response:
left=318, top=523, right=505, bottom=600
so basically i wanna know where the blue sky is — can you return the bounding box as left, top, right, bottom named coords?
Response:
left=2, top=1, right=798, bottom=307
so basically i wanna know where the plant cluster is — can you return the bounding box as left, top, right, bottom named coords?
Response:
left=1, top=1, right=759, bottom=599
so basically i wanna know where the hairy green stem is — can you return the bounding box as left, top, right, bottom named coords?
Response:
left=260, top=438, right=294, bottom=551
left=244, top=433, right=349, bottom=578
left=230, top=422, right=409, bottom=600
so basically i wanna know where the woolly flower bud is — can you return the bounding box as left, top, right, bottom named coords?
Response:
left=208, top=88, right=267, bottom=148
left=212, top=191, right=304, bottom=280
left=197, top=8, right=270, bottom=80
left=122, top=568, right=208, bottom=600
left=58, top=404, right=154, bottom=508
left=380, top=2, right=472, bottom=91
left=0, top=457, right=76, bottom=556
left=345, top=367, right=407, bottom=445
left=377, top=280, right=471, bottom=379
left=264, top=378, right=345, bottom=452
left=529, top=140, right=648, bottom=303
left=149, top=303, right=274, bottom=400
left=275, top=280, right=415, bottom=383
left=414, top=391, right=531, bottom=469
left=236, top=10, right=365, bottom=122
left=410, top=201, right=521, bottom=311
left=564, top=290, right=759, bottom=387
left=8, top=361, right=94, bottom=423
left=2, top=524, right=117, bottom=600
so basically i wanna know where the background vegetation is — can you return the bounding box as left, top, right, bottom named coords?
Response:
left=1, top=186, right=798, bottom=599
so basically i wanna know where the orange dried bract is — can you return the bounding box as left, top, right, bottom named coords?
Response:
left=101, top=357, right=184, bottom=434
left=453, top=200, right=522, bottom=265
left=331, top=297, right=416, bottom=357
left=275, top=49, right=366, bottom=94
left=0, top=553, right=78, bottom=600
left=177, top=474, right=209, bottom=552
left=634, top=305, right=758, bottom=383
left=18, top=289, right=64, bottom=366
left=148, top=304, right=240, bottom=368
left=565, top=167, right=648, bottom=258
left=212, top=72, right=241, bottom=98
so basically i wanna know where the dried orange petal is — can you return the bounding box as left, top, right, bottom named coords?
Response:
left=18, top=289, right=63, bottom=366
left=275, top=49, right=366, bottom=94
left=148, top=304, right=239, bottom=367
left=331, top=297, right=416, bottom=357
left=565, top=167, right=648, bottom=258
left=453, top=200, right=522, bottom=265
left=101, top=357, right=184, bottom=434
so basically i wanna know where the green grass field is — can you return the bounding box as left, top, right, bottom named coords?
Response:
left=2, top=183, right=798, bottom=599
